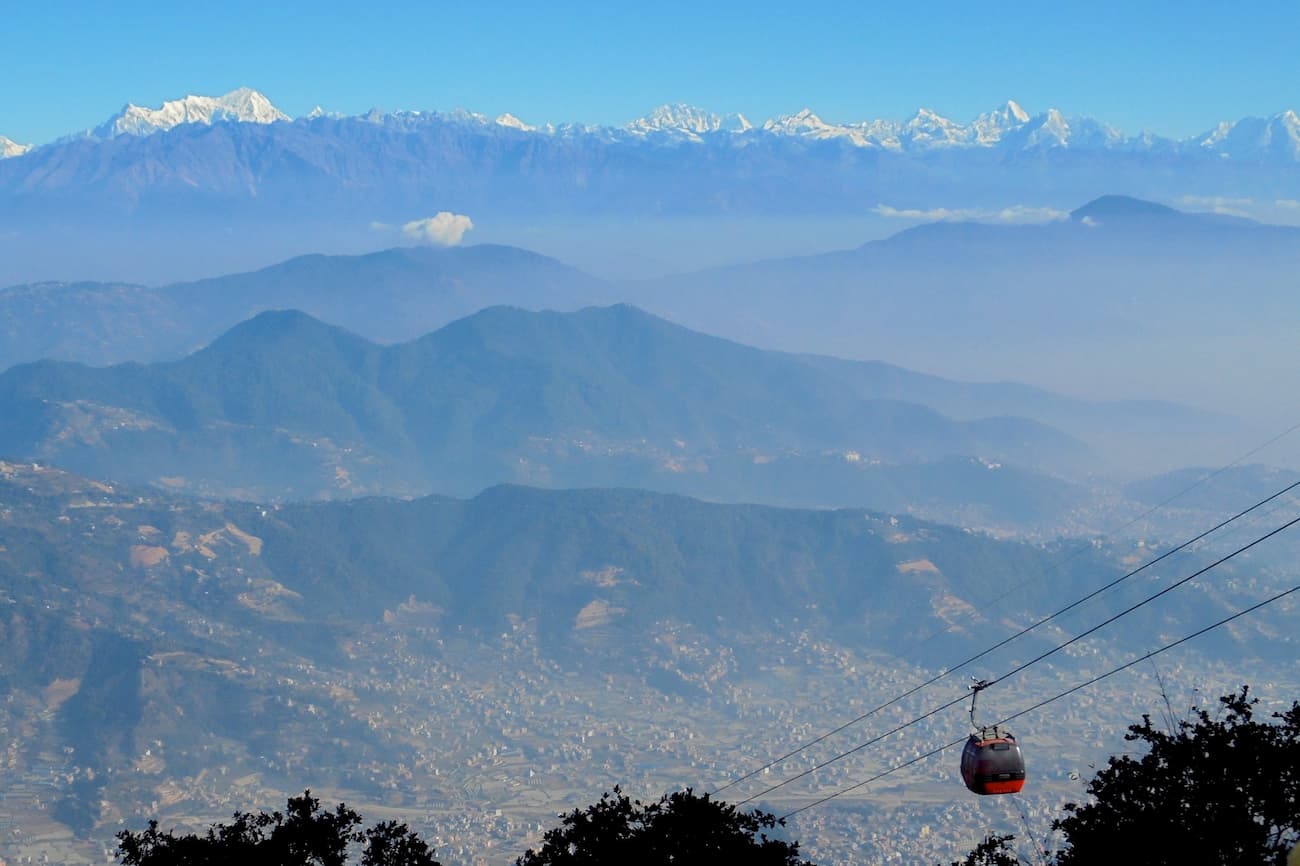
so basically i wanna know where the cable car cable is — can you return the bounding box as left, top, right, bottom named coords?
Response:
left=889, top=415, right=1300, bottom=660
left=776, top=580, right=1300, bottom=821
left=710, top=474, right=1300, bottom=797
left=735, top=510, right=1300, bottom=805
left=1011, top=793, right=1049, bottom=866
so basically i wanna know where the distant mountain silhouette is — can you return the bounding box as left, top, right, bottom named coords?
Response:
left=1070, top=194, right=1183, bottom=221
left=0, top=199, right=1253, bottom=475
left=631, top=195, right=1290, bottom=465
left=0, top=244, right=612, bottom=372
left=0, top=305, right=1090, bottom=518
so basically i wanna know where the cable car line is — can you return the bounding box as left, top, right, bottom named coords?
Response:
left=710, top=474, right=1300, bottom=797
left=735, top=509, right=1300, bottom=805
left=1011, top=793, right=1048, bottom=866
left=776, top=580, right=1300, bottom=821
left=892, top=415, right=1300, bottom=661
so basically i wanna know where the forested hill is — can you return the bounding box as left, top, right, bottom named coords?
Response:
left=0, top=305, right=1089, bottom=520
left=2, top=460, right=1289, bottom=846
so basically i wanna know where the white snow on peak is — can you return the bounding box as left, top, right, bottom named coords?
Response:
left=40, top=89, right=1299, bottom=161
left=444, top=108, right=490, bottom=127
left=495, top=112, right=535, bottom=131
left=95, top=87, right=289, bottom=138
left=1199, top=120, right=1235, bottom=149
left=1280, top=109, right=1300, bottom=139
left=306, top=105, right=343, bottom=120
left=763, top=108, right=827, bottom=134
left=762, top=103, right=1033, bottom=150
left=971, top=100, right=1031, bottom=144
left=1025, top=108, right=1071, bottom=147
left=1194, top=109, right=1300, bottom=159
left=903, top=108, right=969, bottom=146
left=0, top=134, right=33, bottom=158
left=625, top=104, right=751, bottom=139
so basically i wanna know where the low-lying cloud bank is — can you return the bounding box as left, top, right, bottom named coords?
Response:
left=873, top=204, right=1069, bottom=224
left=1177, top=195, right=1300, bottom=223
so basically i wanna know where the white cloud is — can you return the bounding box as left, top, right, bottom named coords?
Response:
left=401, top=212, right=474, bottom=246
left=1177, top=195, right=1300, bottom=224
left=1178, top=194, right=1255, bottom=209
left=873, top=204, right=1067, bottom=225
left=875, top=205, right=971, bottom=221
left=1177, top=194, right=1256, bottom=218
left=993, top=205, right=1070, bottom=224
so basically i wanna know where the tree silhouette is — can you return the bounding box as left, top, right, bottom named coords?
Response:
left=515, top=787, right=815, bottom=866
left=1053, top=686, right=1299, bottom=865
left=945, top=687, right=1300, bottom=866
left=116, top=791, right=440, bottom=866
left=948, top=833, right=1021, bottom=866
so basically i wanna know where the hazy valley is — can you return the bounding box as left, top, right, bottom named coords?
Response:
left=2, top=72, right=1299, bottom=866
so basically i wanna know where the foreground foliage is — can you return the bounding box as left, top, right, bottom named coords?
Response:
left=116, top=792, right=440, bottom=866
left=949, top=687, right=1300, bottom=866
left=515, top=787, right=814, bottom=866
left=116, top=787, right=810, bottom=866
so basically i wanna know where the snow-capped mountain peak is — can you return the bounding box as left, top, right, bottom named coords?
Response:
left=763, top=108, right=834, bottom=135
left=26, top=88, right=1297, bottom=163
left=495, top=112, right=535, bottom=132
left=971, top=100, right=1031, bottom=143
left=445, top=108, right=490, bottom=126
left=1193, top=109, right=1300, bottom=160
left=1025, top=108, right=1071, bottom=147
left=306, top=105, right=343, bottom=120
left=0, top=134, right=33, bottom=158
left=93, top=87, right=290, bottom=138
left=903, top=107, right=968, bottom=145
left=625, top=104, right=751, bottom=138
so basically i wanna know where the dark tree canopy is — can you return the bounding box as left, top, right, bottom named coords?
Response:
left=516, top=787, right=815, bottom=866
left=946, top=687, right=1300, bottom=866
left=1053, top=686, right=1299, bottom=866
left=948, top=833, right=1021, bottom=866
left=116, top=792, right=440, bottom=866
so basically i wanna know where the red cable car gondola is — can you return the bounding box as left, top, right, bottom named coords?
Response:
left=960, top=680, right=1026, bottom=796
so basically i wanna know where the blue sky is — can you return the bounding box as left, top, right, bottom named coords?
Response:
left=4, top=0, right=1298, bottom=144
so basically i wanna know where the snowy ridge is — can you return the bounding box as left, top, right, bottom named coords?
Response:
left=1197, top=110, right=1300, bottom=160
left=625, top=104, right=752, bottom=140
left=971, top=100, right=1031, bottom=144
left=758, top=101, right=1127, bottom=151
left=495, top=113, right=535, bottom=131
left=93, top=87, right=289, bottom=138
left=71, top=88, right=1300, bottom=161
left=0, top=134, right=32, bottom=158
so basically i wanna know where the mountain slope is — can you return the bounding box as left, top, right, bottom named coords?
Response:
left=1, top=461, right=1286, bottom=852
left=3, top=98, right=1297, bottom=223
left=0, top=244, right=613, bottom=371
left=0, top=133, right=31, bottom=158
left=3, top=92, right=1298, bottom=285
left=92, top=86, right=289, bottom=138
left=0, top=305, right=1090, bottom=515
left=631, top=196, right=1297, bottom=454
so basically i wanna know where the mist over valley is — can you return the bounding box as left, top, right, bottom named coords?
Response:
left=2, top=52, right=1299, bottom=866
